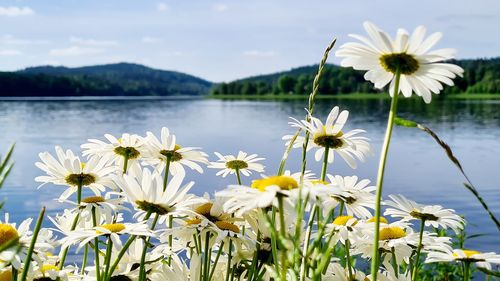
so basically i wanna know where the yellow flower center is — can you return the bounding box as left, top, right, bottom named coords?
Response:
left=195, top=203, right=213, bottom=216
left=160, top=144, right=183, bottom=162
left=379, top=226, right=406, bottom=240
left=251, top=175, right=298, bottom=191
left=98, top=223, right=125, bottom=233
left=0, top=269, right=12, bottom=281
left=225, top=160, right=248, bottom=170
left=0, top=224, right=19, bottom=248
left=81, top=196, right=106, bottom=204
left=367, top=217, right=388, bottom=224
left=379, top=53, right=420, bottom=75
left=186, top=218, right=202, bottom=225
left=113, top=146, right=141, bottom=159
left=311, top=179, right=328, bottom=185
left=65, top=173, right=96, bottom=186
left=215, top=221, right=240, bottom=233
left=41, top=264, right=59, bottom=274
left=333, top=216, right=357, bottom=226
left=313, top=129, right=344, bottom=149
left=136, top=200, right=170, bottom=215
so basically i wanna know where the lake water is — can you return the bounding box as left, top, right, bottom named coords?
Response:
left=0, top=97, right=498, bottom=252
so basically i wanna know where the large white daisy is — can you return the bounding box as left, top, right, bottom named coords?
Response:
left=35, top=146, right=115, bottom=200
left=286, top=107, right=372, bottom=169
left=208, top=151, right=265, bottom=178
left=384, top=194, right=464, bottom=234
left=81, top=133, right=145, bottom=173
left=336, top=21, right=464, bottom=103
left=143, top=127, right=209, bottom=175
left=425, top=249, right=500, bottom=270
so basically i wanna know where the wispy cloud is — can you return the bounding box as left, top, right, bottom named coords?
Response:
left=0, top=34, right=49, bottom=45
left=0, top=49, right=22, bottom=56
left=49, top=46, right=105, bottom=56
left=156, top=3, right=169, bottom=12
left=435, top=13, right=497, bottom=22
left=243, top=50, right=277, bottom=58
left=0, top=6, right=34, bottom=17
left=69, top=36, right=118, bottom=46
left=213, top=4, right=228, bottom=12
left=142, top=36, right=162, bottom=44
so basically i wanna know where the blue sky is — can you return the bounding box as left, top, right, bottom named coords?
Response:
left=0, top=0, right=499, bottom=82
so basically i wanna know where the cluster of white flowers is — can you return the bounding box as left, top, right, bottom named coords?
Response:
left=0, top=21, right=498, bottom=281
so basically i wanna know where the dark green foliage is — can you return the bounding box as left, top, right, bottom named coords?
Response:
left=210, top=58, right=500, bottom=96
left=0, top=63, right=212, bottom=97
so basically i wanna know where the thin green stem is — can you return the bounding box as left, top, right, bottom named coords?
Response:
left=103, top=236, right=113, bottom=279
left=300, top=205, right=318, bottom=280
left=225, top=238, right=234, bottom=281
left=204, top=232, right=211, bottom=281
left=20, top=207, right=45, bottom=281
left=91, top=207, right=101, bottom=281
left=411, top=219, right=426, bottom=281
left=235, top=168, right=242, bottom=185
left=370, top=69, right=401, bottom=281
left=122, top=154, right=129, bottom=174
left=81, top=245, right=89, bottom=275
left=345, top=239, right=353, bottom=280
left=139, top=213, right=159, bottom=281
left=277, top=196, right=287, bottom=281
left=463, top=261, right=471, bottom=281
left=321, top=146, right=330, bottom=181
left=391, top=247, right=399, bottom=278
left=209, top=241, right=224, bottom=281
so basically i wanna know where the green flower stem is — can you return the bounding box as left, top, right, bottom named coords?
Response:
left=103, top=236, right=113, bottom=279
left=122, top=154, right=129, bottom=174
left=204, top=231, right=211, bottom=281
left=268, top=208, right=281, bottom=280
left=300, top=205, right=318, bottom=281
left=77, top=184, right=82, bottom=204
left=167, top=214, right=173, bottom=266
left=58, top=211, right=81, bottom=269
left=391, top=247, right=399, bottom=278
left=370, top=69, right=401, bottom=281
left=91, top=207, right=101, bottom=281
left=20, top=207, right=45, bottom=281
left=235, top=168, right=242, bottom=185
left=321, top=146, right=330, bottom=181
left=81, top=244, right=88, bottom=275
left=411, top=219, right=426, bottom=281
left=277, top=195, right=288, bottom=281
left=277, top=129, right=301, bottom=176
left=463, top=261, right=471, bottom=281
left=209, top=241, right=224, bottom=281
left=12, top=268, right=17, bottom=281
left=345, top=239, right=353, bottom=280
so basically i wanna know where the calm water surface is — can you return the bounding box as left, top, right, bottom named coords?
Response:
left=0, top=97, right=498, bottom=251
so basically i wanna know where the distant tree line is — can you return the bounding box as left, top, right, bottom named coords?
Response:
left=210, top=58, right=500, bottom=96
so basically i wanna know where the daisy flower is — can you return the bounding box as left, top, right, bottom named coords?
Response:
left=115, top=167, right=202, bottom=224
left=216, top=171, right=312, bottom=216
left=60, top=221, right=153, bottom=251
left=208, top=151, right=265, bottom=179
left=384, top=194, right=464, bottom=234
left=61, top=193, right=126, bottom=223
left=287, top=107, right=372, bottom=169
left=325, top=215, right=359, bottom=243
left=336, top=21, right=464, bottom=103
left=35, top=146, right=115, bottom=200
left=425, top=249, right=500, bottom=270
left=143, top=127, right=209, bottom=175
left=81, top=133, right=145, bottom=173
left=319, top=175, right=376, bottom=219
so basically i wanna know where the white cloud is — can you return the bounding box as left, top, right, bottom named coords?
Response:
left=162, top=51, right=183, bottom=57
left=69, top=36, right=118, bottom=46
left=142, top=36, right=162, bottom=44
left=243, top=50, right=277, bottom=58
left=49, top=46, right=105, bottom=56
left=156, top=3, right=169, bottom=12
left=0, top=49, right=22, bottom=56
left=213, top=4, right=228, bottom=12
left=0, top=6, right=34, bottom=17
left=0, top=34, right=49, bottom=45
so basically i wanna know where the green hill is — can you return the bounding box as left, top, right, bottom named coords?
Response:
left=0, top=63, right=212, bottom=97
left=210, top=58, right=500, bottom=96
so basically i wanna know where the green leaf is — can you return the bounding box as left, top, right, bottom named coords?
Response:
left=477, top=267, right=500, bottom=277
left=394, top=117, right=418, bottom=128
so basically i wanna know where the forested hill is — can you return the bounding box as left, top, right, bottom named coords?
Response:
left=210, top=57, right=500, bottom=96
left=0, top=63, right=212, bottom=97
